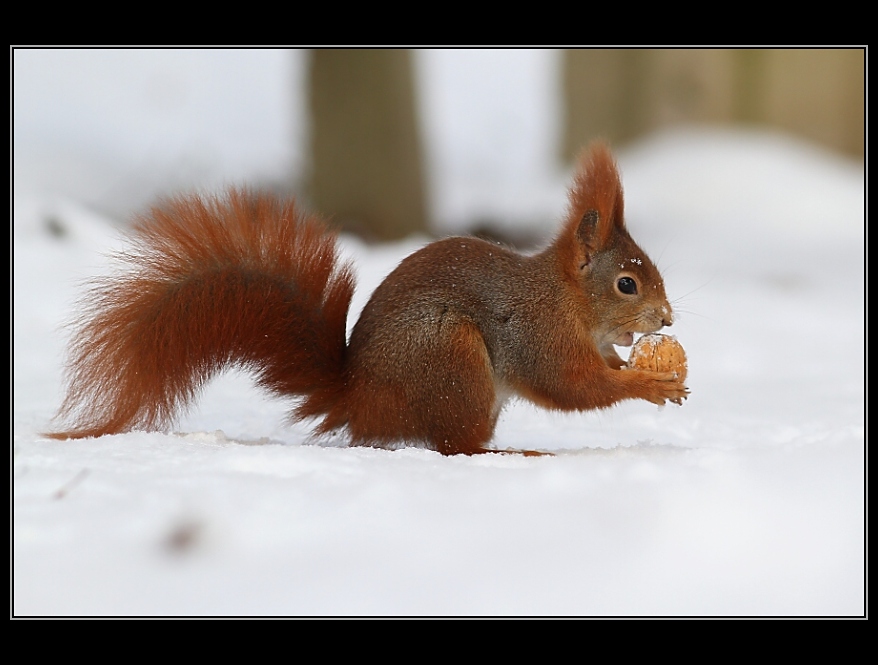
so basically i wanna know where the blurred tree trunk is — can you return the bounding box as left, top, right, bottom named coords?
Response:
left=308, top=49, right=428, bottom=240
left=562, top=48, right=864, bottom=162
left=757, top=48, right=864, bottom=158
left=562, top=49, right=651, bottom=159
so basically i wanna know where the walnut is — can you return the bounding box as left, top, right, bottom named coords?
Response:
left=628, top=333, right=687, bottom=383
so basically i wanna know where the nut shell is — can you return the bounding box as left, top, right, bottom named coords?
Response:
left=628, top=333, right=687, bottom=382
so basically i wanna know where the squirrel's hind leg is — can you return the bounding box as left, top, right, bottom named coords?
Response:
left=346, top=314, right=499, bottom=455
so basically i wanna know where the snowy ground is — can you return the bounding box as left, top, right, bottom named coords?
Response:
left=12, top=51, right=864, bottom=617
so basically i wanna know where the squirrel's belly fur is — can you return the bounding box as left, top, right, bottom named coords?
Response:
left=47, top=142, right=687, bottom=454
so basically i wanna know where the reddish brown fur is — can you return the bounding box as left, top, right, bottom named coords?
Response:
left=555, top=142, right=626, bottom=269
left=48, top=141, right=687, bottom=453
left=48, top=190, right=354, bottom=439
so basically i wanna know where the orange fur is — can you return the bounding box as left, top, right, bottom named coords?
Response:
left=49, top=190, right=353, bottom=439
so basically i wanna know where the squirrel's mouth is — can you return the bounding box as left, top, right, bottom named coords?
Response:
left=614, top=332, right=635, bottom=347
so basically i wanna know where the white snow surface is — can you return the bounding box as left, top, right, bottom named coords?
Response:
left=13, top=50, right=864, bottom=617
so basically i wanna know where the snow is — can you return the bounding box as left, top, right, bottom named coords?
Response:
left=12, top=49, right=864, bottom=617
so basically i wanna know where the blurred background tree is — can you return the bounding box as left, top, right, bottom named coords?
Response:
left=562, top=48, right=864, bottom=162
left=308, top=49, right=428, bottom=241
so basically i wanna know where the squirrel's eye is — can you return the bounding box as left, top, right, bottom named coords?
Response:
left=617, top=276, right=637, bottom=295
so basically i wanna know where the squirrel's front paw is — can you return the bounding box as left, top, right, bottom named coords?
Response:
left=642, top=370, right=689, bottom=406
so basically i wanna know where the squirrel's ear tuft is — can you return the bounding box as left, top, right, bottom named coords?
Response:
left=563, top=140, right=625, bottom=250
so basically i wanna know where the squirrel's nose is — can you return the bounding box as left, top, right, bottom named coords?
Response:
left=662, top=309, right=674, bottom=327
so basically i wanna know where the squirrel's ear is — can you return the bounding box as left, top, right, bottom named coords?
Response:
left=563, top=140, right=625, bottom=251
left=575, top=209, right=600, bottom=268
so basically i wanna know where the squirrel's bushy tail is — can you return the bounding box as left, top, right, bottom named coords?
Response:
left=47, top=189, right=354, bottom=439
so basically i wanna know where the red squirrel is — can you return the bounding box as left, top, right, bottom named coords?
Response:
left=48, top=141, right=687, bottom=455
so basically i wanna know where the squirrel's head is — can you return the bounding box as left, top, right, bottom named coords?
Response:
left=554, top=141, right=673, bottom=351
